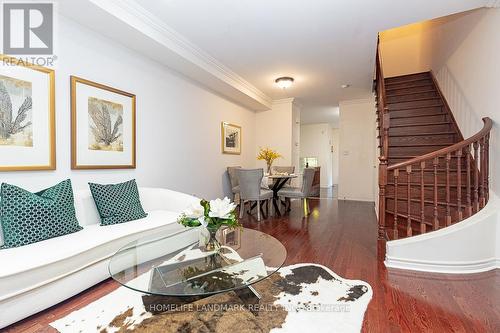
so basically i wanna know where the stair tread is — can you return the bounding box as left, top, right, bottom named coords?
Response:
left=385, top=71, right=430, bottom=80
left=390, top=113, right=447, bottom=120
left=387, top=97, right=442, bottom=104
left=390, top=121, right=451, bottom=128
left=385, top=77, right=432, bottom=86
left=386, top=83, right=434, bottom=91
left=389, top=143, right=455, bottom=147
left=389, top=104, right=443, bottom=111
left=386, top=89, right=436, bottom=97
left=389, top=131, right=456, bottom=137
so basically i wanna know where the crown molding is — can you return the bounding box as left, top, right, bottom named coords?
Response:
left=272, top=97, right=295, bottom=106
left=485, top=0, right=500, bottom=7
left=85, top=0, right=272, bottom=110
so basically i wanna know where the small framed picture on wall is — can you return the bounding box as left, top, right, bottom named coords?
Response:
left=71, top=76, right=136, bottom=169
left=221, top=122, right=241, bottom=155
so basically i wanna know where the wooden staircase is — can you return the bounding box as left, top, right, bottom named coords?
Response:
left=375, top=39, right=492, bottom=241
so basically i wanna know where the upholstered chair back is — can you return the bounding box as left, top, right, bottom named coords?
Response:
left=301, top=168, right=316, bottom=197
left=227, top=166, right=242, bottom=188
left=237, top=168, right=264, bottom=200
left=270, top=166, right=295, bottom=175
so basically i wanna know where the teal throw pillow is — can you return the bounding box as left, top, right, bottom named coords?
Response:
left=88, top=179, right=147, bottom=226
left=0, top=179, right=82, bottom=249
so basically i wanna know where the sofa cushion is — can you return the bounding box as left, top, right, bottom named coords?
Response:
left=0, top=180, right=82, bottom=249
left=0, top=210, right=183, bottom=301
left=89, top=179, right=147, bottom=226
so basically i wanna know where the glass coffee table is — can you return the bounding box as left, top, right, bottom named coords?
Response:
left=109, top=227, right=287, bottom=313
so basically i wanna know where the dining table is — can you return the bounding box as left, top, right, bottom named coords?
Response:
left=266, top=174, right=298, bottom=216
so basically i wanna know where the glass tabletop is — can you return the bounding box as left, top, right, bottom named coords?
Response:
left=108, top=227, right=287, bottom=297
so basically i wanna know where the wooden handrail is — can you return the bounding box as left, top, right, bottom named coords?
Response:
left=388, top=118, right=492, bottom=171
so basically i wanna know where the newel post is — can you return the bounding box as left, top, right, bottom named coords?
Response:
left=378, top=157, right=388, bottom=241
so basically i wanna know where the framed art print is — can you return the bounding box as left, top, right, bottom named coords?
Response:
left=0, top=55, right=55, bottom=171
left=71, top=76, right=136, bottom=169
left=221, top=122, right=241, bottom=155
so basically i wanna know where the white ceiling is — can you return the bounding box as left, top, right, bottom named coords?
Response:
left=60, top=0, right=489, bottom=123
left=131, top=0, right=488, bottom=123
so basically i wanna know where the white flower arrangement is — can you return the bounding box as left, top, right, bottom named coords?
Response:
left=177, top=197, right=240, bottom=229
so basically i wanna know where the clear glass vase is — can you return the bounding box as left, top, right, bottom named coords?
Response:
left=203, top=225, right=221, bottom=252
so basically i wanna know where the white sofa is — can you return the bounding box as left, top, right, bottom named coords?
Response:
left=0, top=187, right=198, bottom=329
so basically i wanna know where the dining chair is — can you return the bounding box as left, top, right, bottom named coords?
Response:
left=237, top=168, right=273, bottom=221
left=277, top=168, right=316, bottom=217
left=227, top=166, right=241, bottom=201
left=270, top=166, right=295, bottom=186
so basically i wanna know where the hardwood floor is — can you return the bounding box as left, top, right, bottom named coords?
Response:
left=3, top=198, right=499, bottom=332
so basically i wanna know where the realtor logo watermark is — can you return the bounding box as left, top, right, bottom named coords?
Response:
left=1, top=1, right=56, bottom=66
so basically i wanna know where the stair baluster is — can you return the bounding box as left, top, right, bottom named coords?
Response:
left=406, top=165, right=412, bottom=237
left=473, top=141, right=479, bottom=212
left=445, top=153, right=451, bottom=226
left=480, top=137, right=486, bottom=208
left=466, top=145, right=472, bottom=216
left=456, top=148, right=462, bottom=220
left=485, top=133, right=490, bottom=203
left=420, top=161, right=426, bottom=234
left=433, top=157, right=439, bottom=230
left=393, top=169, right=399, bottom=240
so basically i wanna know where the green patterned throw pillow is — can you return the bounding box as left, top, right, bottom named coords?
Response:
left=0, top=180, right=82, bottom=249
left=89, top=179, right=147, bottom=226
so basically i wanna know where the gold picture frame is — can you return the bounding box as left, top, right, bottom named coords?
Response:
left=221, top=122, right=241, bottom=155
left=71, top=76, right=136, bottom=169
left=0, top=54, right=55, bottom=171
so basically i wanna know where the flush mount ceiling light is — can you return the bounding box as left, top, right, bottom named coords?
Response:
left=275, top=76, right=294, bottom=89
left=341, top=84, right=351, bottom=89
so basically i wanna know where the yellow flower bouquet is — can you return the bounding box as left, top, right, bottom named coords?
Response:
left=257, top=147, right=282, bottom=174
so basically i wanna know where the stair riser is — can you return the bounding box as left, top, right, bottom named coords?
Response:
left=388, top=98, right=442, bottom=109
left=385, top=72, right=431, bottom=84
left=390, top=106, right=444, bottom=117
left=385, top=78, right=433, bottom=90
left=387, top=91, right=439, bottom=103
left=390, top=114, right=448, bottom=126
left=389, top=124, right=453, bottom=135
left=389, top=134, right=456, bottom=146
left=387, top=186, right=468, bottom=203
left=386, top=85, right=436, bottom=96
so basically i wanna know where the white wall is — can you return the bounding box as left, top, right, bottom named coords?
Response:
left=379, top=20, right=437, bottom=77
left=331, top=128, right=340, bottom=185
left=291, top=102, right=301, bottom=173
left=300, top=123, right=334, bottom=187
left=0, top=15, right=257, bottom=199
left=338, top=98, right=377, bottom=201
left=255, top=98, right=294, bottom=170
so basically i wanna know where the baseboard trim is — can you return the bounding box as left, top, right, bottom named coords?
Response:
left=385, top=256, right=500, bottom=274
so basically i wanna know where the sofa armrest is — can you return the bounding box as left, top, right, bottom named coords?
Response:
left=139, top=187, right=199, bottom=213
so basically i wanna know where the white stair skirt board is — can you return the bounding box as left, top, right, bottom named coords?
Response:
left=385, top=193, right=500, bottom=274
left=50, top=263, right=372, bottom=333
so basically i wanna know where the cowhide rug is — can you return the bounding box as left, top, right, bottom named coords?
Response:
left=50, top=264, right=372, bottom=333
